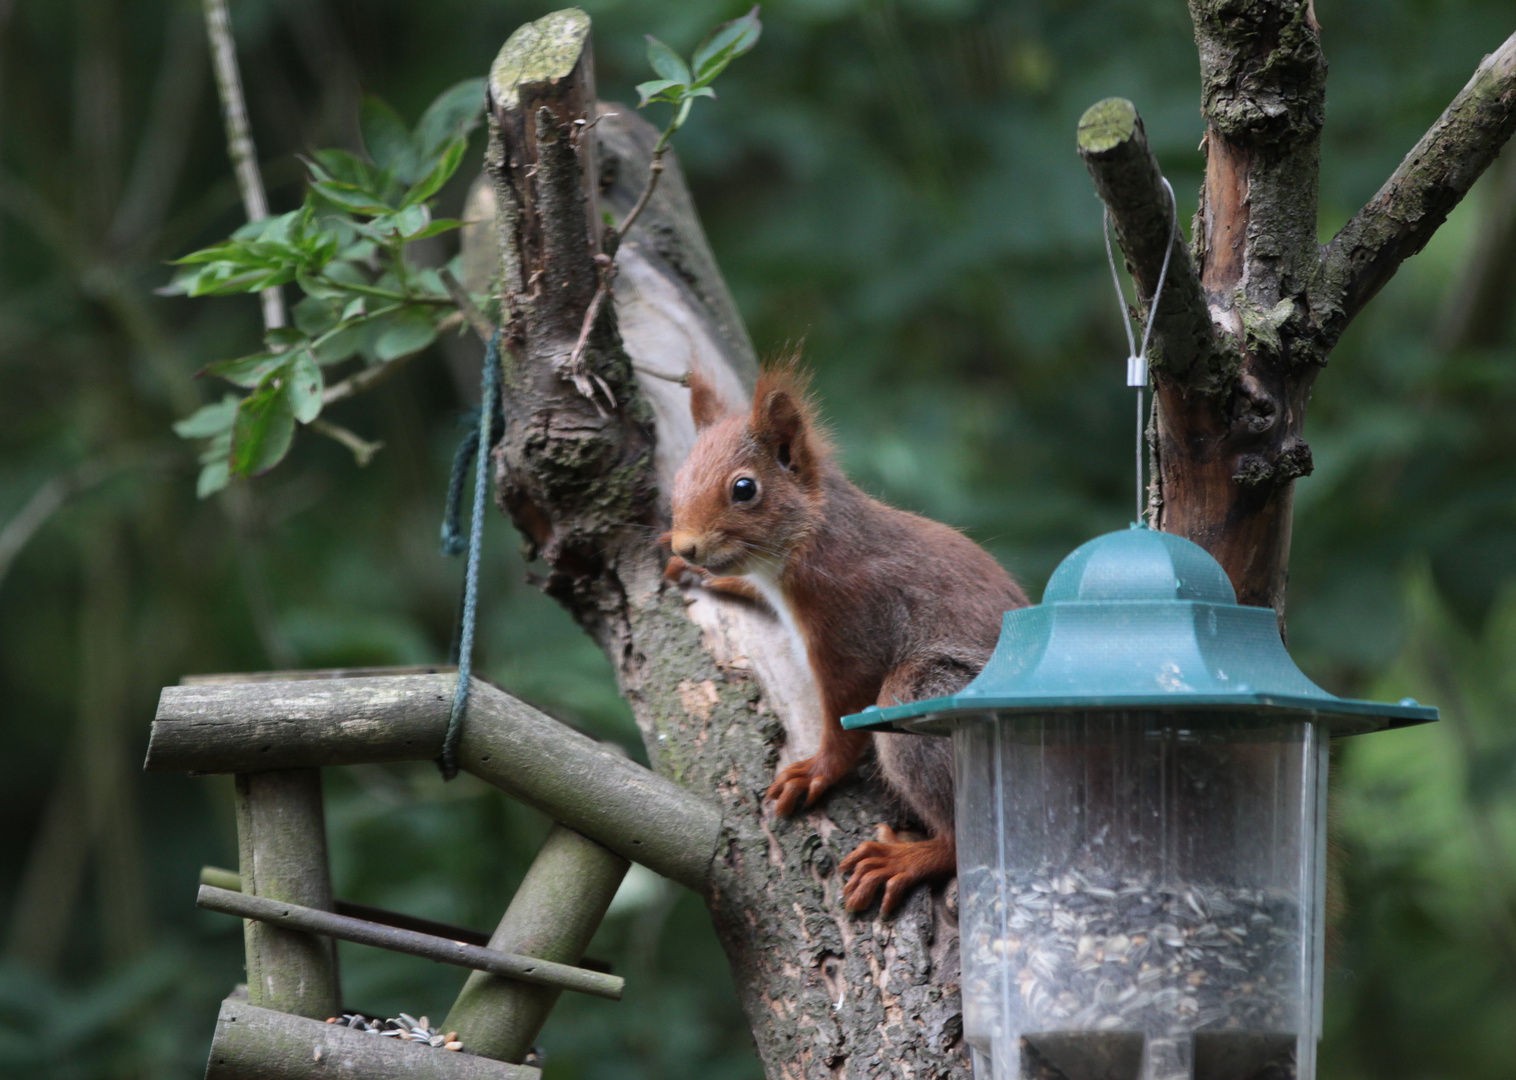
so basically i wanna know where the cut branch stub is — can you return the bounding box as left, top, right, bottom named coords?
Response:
left=488, top=7, right=599, bottom=301
left=486, top=8, right=657, bottom=598
left=1077, top=97, right=1229, bottom=391
left=1316, top=29, right=1516, bottom=346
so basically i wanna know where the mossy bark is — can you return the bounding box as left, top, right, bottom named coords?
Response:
left=479, top=11, right=966, bottom=1078
left=1082, top=4, right=1516, bottom=618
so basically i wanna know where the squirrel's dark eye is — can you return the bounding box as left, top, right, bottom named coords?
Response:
left=731, top=477, right=758, bottom=503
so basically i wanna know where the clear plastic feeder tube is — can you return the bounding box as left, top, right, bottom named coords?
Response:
left=954, top=710, right=1328, bottom=1080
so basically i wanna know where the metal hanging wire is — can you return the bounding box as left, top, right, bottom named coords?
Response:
left=1103, top=176, right=1178, bottom=526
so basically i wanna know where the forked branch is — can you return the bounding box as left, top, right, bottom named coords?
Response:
left=1078, top=97, right=1230, bottom=391
left=1316, top=30, right=1516, bottom=345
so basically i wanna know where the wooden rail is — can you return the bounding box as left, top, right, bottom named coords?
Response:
left=147, top=673, right=721, bottom=891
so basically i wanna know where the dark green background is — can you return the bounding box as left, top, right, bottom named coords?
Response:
left=2, top=1, right=1514, bottom=1076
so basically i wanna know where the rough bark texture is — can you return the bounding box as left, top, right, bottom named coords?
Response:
left=479, top=11, right=966, bottom=1078
left=205, top=999, right=540, bottom=1080
left=148, top=674, right=720, bottom=891
left=444, top=825, right=628, bottom=1063
left=1082, top=5, right=1516, bottom=616
left=196, top=884, right=623, bottom=1000
left=474, top=6, right=1516, bottom=1078
left=233, top=769, right=340, bottom=1020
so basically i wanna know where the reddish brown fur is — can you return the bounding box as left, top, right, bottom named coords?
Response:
left=665, top=356, right=1028, bottom=914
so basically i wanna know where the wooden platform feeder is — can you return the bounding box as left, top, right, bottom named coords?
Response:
left=147, top=667, right=721, bottom=1078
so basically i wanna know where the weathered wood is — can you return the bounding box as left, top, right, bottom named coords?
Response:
left=147, top=675, right=722, bottom=890
left=1317, top=30, right=1516, bottom=345
left=455, top=681, right=718, bottom=892
left=202, top=865, right=494, bottom=948
left=183, top=665, right=456, bottom=685
left=234, top=769, right=339, bottom=1019
left=478, top=13, right=970, bottom=1078
left=147, top=674, right=451, bottom=771
left=205, top=998, right=541, bottom=1080
left=1077, top=97, right=1227, bottom=394
left=1076, top=6, right=1516, bottom=619
left=444, top=825, right=628, bottom=1062
left=198, top=885, right=623, bottom=1000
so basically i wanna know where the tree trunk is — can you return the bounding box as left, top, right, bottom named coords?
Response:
left=476, top=7, right=1516, bottom=1078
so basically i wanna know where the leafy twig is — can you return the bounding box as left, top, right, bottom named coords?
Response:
left=310, top=418, right=384, bottom=466
left=438, top=267, right=496, bottom=343
left=320, top=325, right=452, bottom=407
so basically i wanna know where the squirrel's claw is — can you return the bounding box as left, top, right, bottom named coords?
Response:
left=766, top=754, right=847, bottom=816
left=839, top=828, right=955, bottom=916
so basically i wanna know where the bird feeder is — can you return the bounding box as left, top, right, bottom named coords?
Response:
left=844, top=525, right=1436, bottom=1080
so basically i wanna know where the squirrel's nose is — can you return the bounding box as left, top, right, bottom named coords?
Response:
left=670, top=531, right=701, bottom=563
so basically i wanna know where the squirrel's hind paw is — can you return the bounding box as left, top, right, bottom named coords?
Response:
left=839, top=828, right=955, bottom=916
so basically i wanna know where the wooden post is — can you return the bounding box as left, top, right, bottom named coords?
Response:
left=443, top=825, right=629, bottom=1063
left=233, top=768, right=339, bottom=1019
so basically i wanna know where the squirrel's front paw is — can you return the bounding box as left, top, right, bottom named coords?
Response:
left=765, top=754, right=849, bottom=816
left=663, top=553, right=709, bottom=584
left=839, top=826, right=956, bottom=915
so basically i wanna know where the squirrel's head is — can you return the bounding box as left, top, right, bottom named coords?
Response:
left=666, top=356, right=829, bottom=576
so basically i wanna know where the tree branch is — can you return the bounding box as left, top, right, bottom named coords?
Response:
left=1316, top=30, right=1516, bottom=345
left=202, top=0, right=285, bottom=331
left=1078, top=97, right=1230, bottom=392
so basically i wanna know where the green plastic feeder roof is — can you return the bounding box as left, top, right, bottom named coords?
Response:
left=843, top=525, right=1438, bottom=736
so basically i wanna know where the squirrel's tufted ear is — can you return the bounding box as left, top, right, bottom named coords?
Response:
left=687, top=369, right=727, bottom=431
left=755, top=387, right=812, bottom=477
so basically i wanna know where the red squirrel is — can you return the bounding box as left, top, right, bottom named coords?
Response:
left=662, top=358, right=1028, bottom=915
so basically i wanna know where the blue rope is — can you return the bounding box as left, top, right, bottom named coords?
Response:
left=439, top=331, right=502, bottom=780
left=439, top=414, right=481, bottom=558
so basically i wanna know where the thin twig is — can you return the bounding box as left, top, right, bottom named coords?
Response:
left=614, top=151, right=665, bottom=245
left=437, top=267, right=496, bottom=344
left=560, top=148, right=669, bottom=413
left=631, top=363, right=688, bottom=384
left=202, top=0, right=284, bottom=330
left=0, top=452, right=168, bottom=594
left=309, top=419, right=384, bottom=466
left=320, top=329, right=444, bottom=408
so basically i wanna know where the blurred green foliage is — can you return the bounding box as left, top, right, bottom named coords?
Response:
left=1, top=1, right=1513, bottom=1078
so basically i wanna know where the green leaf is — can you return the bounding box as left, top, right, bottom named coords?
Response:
left=310, top=149, right=381, bottom=192
left=285, top=350, right=324, bottom=423
left=230, top=209, right=302, bottom=243
left=691, top=6, right=762, bottom=84
left=200, top=351, right=284, bottom=389
left=361, top=95, right=423, bottom=183
left=392, top=202, right=431, bottom=238
left=340, top=297, right=366, bottom=321
left=403, top=217, right=465, bottom=241
left=173, top=396, right=239, bottom=439
left=196, top=459, right=231, bottom=499
left=264, top=326, right=306, bottom=350
left=373, top=306, right=438, bottom=361
left=402, top=138, right=467, bottom=207
left=293, top=294, right=340, bottom=335
left=645, top=36, right=691, bottom=85
left=310, top=179, right=394, bottom=216
left=415, top=78, right=486, bottom=160
left=230, top=383, right=297, bottom=477
left=636, top=78, right=682, bottom=107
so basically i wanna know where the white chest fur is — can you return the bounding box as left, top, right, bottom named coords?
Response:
left=738, top=561, right=808, bottom=663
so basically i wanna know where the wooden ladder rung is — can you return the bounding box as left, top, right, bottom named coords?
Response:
left=198, top=885, right=624, bottom=1001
